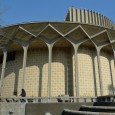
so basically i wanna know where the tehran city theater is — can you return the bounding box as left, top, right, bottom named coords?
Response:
left=0, top=7, right=115, bottom=115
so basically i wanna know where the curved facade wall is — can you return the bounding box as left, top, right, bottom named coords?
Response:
left=0, top=43, right=114, bottom=97
left=0, top=21, right=115, bottom=98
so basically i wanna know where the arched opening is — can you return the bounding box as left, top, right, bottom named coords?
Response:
left=52, top=38, right=74, bottom=97
left=26, top=38, right=48, bottom=97
left=78, top=40, right=97, bottom=97
left=111, top=43, right=115, bottom=95
left=110, top=58, right=115, bottom=94
left=1, top=41, right=23, bottom=97
left=100, top=45, right=114, bottom=95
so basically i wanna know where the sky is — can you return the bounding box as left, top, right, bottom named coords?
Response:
left=0, top=0, right=115, bottom=26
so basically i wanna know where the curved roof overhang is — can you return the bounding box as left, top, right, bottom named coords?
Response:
left=0, top=21, right=115, bottom=53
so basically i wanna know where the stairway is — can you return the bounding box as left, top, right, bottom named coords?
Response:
left=62, top=109, right=115, bottom=115
left=62, top=103, right=115, bottom=115
left=79, top=105, right=115, bottom=113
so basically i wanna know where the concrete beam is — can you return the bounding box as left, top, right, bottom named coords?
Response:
left=0, top=50, right=7, bottom=96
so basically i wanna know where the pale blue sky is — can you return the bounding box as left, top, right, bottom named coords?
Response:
left=0, top=0, right=115, bottom=26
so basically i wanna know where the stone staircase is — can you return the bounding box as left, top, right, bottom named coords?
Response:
left=62, top=109, right=115, bottom=115
left=62, top=103, right=115, bottom=115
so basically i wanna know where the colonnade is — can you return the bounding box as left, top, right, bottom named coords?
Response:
left=0, top=24, right=115, bottom=97
left=0, top=38, right=114, bottom=97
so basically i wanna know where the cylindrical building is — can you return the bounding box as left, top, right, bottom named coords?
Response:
left=0, top=7, right=115, bottom=98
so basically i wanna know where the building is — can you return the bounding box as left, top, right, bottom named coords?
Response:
left=0, top=7, right=115, bottom=115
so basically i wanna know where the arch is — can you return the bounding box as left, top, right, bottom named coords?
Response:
left=100, top=45, right=114, bottom=95
left=1, top=41, right=23, bottom=97
left=78, top=40, right=98, bottom=97
left=25, top=38, right=48, bottom=97
left=51, top=38, right=74, bottom=97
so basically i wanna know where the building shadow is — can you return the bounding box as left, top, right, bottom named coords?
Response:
left=108, top=84, right=115, bottom=95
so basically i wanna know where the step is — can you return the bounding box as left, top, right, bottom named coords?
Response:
left=62, top=109, right=115, bottom=115
left=80, top=105, right=115, bottom=112
left=94, top=102, right=115, bottom=106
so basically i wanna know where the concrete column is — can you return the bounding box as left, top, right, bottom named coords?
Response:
left=0, top=50, right=7, bottom=95
left=73, top=8, right=77, bottom=22
left=97, top=48, right=103, bottom=96
left=74, top=45, right=79, bottom=97
left=110, top=58, right=114, bottom=95
left=112, top=51, right=115, bottom=94
left=113, top=51, right=115, bottom=95
left=114, top=50, right=115, bottom=67
left=22, top=45, right=28, bottom=89
left=48, top=44, right=53, bottom=97
left=97, top=13, right=100, bottom=25
left=69, top=7, right=73, bottom=21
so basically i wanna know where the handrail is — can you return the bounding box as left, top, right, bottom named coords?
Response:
left=1, top=96, right=115, bottom=103
left=0, top=97, right=97, bottom=103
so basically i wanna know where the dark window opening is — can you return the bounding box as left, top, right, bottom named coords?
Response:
left=7, top=51, right=16, bottom=62
left=0, top=55, right=3, bottom=64
left=0, top=51, right=16, bottom=64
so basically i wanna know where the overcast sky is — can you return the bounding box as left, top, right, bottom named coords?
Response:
left=0, top=0, right=115, bottom=26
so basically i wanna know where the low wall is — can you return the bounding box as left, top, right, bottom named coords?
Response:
left=1, top=102, right=115, bottom=115
left=1, top=96, right=115, bottom=115
left=25, top=103, right=94, bottom=115
left=0, top=103, right=25, bottom=115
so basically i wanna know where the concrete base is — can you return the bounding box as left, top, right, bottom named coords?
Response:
left=1, top=101, right=115, bottom=115
left=25, top=103, right=94, bottom=115
left=0, top=103, right=25, bottom=115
